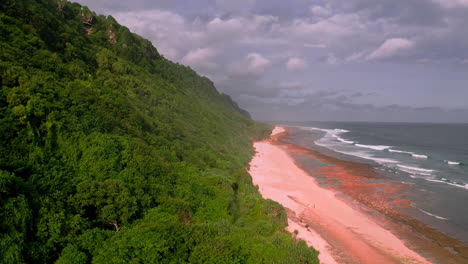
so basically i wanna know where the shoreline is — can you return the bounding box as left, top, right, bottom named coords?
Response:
left=249, top=126, right=448, bottom=263
left=281, top=126, right=468, bottom=263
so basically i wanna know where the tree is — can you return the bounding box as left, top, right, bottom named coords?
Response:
left=0, top=170, right=31, bottom=264
left=55, top=245, right=87, bottom=264
left=74, top=180, right=137, bottom=231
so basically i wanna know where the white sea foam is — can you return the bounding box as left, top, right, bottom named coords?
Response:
left=336, top=137, right=354, bottom=144
left=339, top=150, right=399, bottom=164
left=309, top=127, right=402, bottom=164
left=413, top=206, right=448, bottom=220
left=412, top=154, right=428, bottom=159
left=397, top=165, right=433, bottom=173
left=397, top=165, right=433, bottom=176
left=355, top=144, right=391, bottom=151
left=300, top=126, right=321, bottom=131
left=400, top=181, right=415, bottom=185
left=388, top=149, right=414, bottom=155
left=335, top=129, right=349, bottom=133
left=445, top=160, right=461, bottom=165
left=368, top=157, right=400, bottom=164
left=314, top=138, right=400, bottom=164
left=401, top=169, right=432, bottom=177
left=382, top=149, right=428, bottom=159
left=425, top=179, right=468, bottom=190
left=299, top=125, right=468, bottom=193
left=310, top=127, right=352, bottom=147
left=304, top=127, right=347, bottom=134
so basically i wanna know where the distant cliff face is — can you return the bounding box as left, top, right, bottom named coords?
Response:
left=0, top=1, right=318, bottom=263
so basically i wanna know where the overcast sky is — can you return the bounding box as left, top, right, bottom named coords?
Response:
left=75, top=0, right=468, bottom=123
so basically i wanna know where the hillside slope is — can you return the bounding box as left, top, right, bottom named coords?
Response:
left=0, top=0, right=319, bottom=263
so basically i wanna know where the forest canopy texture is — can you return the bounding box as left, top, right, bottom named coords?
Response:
left=0, top=0, right=319, bottom=263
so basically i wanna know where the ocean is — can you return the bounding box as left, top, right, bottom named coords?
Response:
left=278, top=121, right=468, bottom=244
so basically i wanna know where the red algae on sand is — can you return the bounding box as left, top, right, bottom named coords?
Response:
left=249, top=126, right=430, bottom=264
left=280, top=127, right=468, bottom=263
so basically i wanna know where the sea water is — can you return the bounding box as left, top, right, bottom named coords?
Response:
left=279, top=121, right=468, bottom=243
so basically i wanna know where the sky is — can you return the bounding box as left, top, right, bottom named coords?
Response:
left=74, top=0, right=468, bottom=123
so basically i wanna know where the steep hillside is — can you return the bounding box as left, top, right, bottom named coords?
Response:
left=0, top=0, right=319, bottom=263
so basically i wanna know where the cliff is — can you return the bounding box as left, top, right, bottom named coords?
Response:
left=0, top=0, right=318, bottom=263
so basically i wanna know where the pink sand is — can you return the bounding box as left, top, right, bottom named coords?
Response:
left=248, top=126, right=430, bottom=264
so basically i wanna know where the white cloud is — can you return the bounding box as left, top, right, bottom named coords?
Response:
left=206, top=15, right=278, bottom=45
left=326, top=53, right=339, bottom=65
left=288, top=13, right=365, bottom=47
left=304, top=43, right=327, bottom=48
left=277, top=82, right=306, bottom=89
left=345, top=51, right=367, bottom=63
left=207, top=17, right=244, bottom=38
left=112, top=10, right=192, bottom=60
left=245, top=53, right=271, bottom=74
left=181, top=48, right=218, bottom=70
left=431, top=0, right=468, bottom=8
left=228, top=53, right=271, bottom=78
left=367, top=38, right=415, bottom=60
left=286, top=57, right=308, bottom=71
left=309, top=5, right=331, bottom=17
left=112, top=10, right=280, bottom=62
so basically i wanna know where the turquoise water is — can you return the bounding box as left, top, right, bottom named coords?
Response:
left=279, top=121, right=468, bottom=243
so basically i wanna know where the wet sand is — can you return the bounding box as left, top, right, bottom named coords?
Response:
left=249, top=126, right=467, bottom=264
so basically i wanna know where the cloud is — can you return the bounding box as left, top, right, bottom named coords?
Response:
left=291, top=14, right=363, bottom=40
left=207, top=17, right=243, bottom=36
left=286, top=57, right=308, bottom=71
left=251, top=98, right=468, bottom=123
left=245, top=53, right=271, bottom=74
left=344, top=51, right=367, bottom=63
left=431, top=0, right=468, bottom=8
left=110, top=10, right=280, bottom=62
left=325, top=53, right=339, bottom=65
left=309, top=5, right=331, bottom=17
left=304, top=43, right=327, bottom=48
left=277, top=82, right=306, bottom=89
left=228, top=53, right=271, bottom=78
left=216, top=0, right=256, bottom=14
left=205, top=15, right=279, bottom=45
left=181, top=48, right=218, bottom=71
left=110, top=10, right=190, bottom=60
left=367, top=38, right=415, bottom=60
left=72, top=0, right=468, bottom=123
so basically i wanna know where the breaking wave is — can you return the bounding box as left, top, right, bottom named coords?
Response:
left=413, top=205, right=448, bottom=220
left=355, top=144, right=391, bottom=151
left=412, top=154, right=428, bottom=159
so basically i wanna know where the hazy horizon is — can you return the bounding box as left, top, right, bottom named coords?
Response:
left=75, top=0, right=468, bottom=123
left=260, top=120, right=468, bottom=125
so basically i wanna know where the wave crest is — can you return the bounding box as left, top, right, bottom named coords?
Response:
left=388, top=149, right=414, bottom=155
left=413, top=205, right=448, bottom=220
left=397, top=165, right=433, bottom=176
left=336, top=137, right=354, bottom=144
left=445, top=160, right=461, bottom=165
left=412, top=154, right=428, bottom=159
left=355, top=144, right=391, bottom=151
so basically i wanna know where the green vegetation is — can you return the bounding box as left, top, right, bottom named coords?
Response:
left=0, top=0, right=319, bottom=263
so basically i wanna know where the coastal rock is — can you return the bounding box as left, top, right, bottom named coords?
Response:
left=81, top=8, right=95, bottom=35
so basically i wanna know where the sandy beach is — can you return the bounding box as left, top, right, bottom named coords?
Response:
left=249, top=126, right=432, bottom=264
